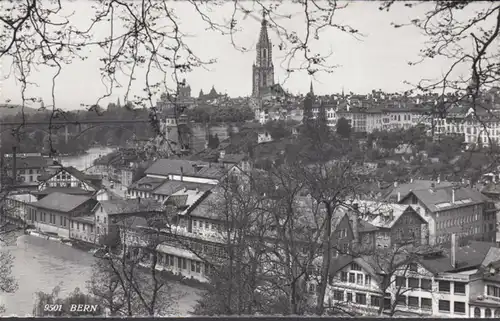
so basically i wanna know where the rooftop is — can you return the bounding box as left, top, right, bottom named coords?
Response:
left=383, top=179, right=454, bottom=202
left=408, top=186, right=488, bottom=212
left=33, top=187, right=93, bottom=196
left=166, top=188, right=211, bottom=215
left=31, top=192, right=93, bottom=213
left=4, top=155, right=51, bottom=169
left=345, top=201, right=427, bottom=229
left=419, top=241, right=494, bottom=274
left=152, top=180, right=213, bottom=196
left=99, top=198, right=164, bottom=216
left=129, top=176, right=165, bottom=192
left=145, top=159, right=223, bottom=179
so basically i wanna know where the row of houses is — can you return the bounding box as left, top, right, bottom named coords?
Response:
left=323, top=239, right=500, bottom=318
left=4, top=153, right=500, bottom=317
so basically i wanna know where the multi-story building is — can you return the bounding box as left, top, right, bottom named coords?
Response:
left=127, top=159, right=222, bottom=200
left=119, top=187, right=218, bottom=282
left=383, top=179, right=454, bottom=203
left=469, top=246, right=500, bottom=317
left=4, top=191, right=38, bottom=226
left=335, top=106, right=431, bottom=134
left=348, top=201, right=429, bottom=250
left=4, top=153, right=51, bottom=185
left=400, top=185, right=491, bottom=246
left=36, top=165, right=102, bottom=199
left=70, top=215, right=96, bottom=244
left=325, top=238, right=495, bottom=317
left=94, top=198, right=163, bottom=245
left=380, top=107, right=431, bottom=131
left=26, top=192, right=96, bottom=239
left=434, top=106, right=500, bottom=147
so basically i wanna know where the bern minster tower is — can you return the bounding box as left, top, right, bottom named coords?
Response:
left=252, top=13, right=275, bottom=98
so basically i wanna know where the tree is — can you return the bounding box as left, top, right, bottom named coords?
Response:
left=101, top=210, right=180, bottom=316
left=336, top=117, right=351, bottom=139
left=192, top=173, right=268, bottom=315
left=87, top=258, right=127, bottom=316
left=383, top=1, right=500, bottom=149
left=0, top=251, right=17, bottom=313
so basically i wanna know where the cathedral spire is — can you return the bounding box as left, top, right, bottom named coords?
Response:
left=258, top=11, right=270, bottom=48
left=309, top=80, right=314, bottom=96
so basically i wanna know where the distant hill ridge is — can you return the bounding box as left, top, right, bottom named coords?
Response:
left=0, top=104, right=40, bottom=118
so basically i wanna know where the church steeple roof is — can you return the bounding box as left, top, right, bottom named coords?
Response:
left=258, top=11, right=270, bottom=47
left=310, top=80, right=314, bottom=96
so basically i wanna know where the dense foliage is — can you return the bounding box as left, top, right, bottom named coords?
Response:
left=186, top=105, right=254, bottom=124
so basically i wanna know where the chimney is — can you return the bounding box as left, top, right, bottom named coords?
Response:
left=351, top=203, right=360, bottom=244
left=12, top=146, right=17, bottom=185
left=452, top=188, right=456, bottom=204
left=397, top=192, right=401, bottom=202
left=451, top=233, right=458, bottom=268
left=180, top=166, right=184, bottom=181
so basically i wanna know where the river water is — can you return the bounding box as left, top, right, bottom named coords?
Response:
left=59, top=146, right=115, bottom=171
left=0, top=235, right=201, bottom=316
left=0, top=147, right=202, bottom=317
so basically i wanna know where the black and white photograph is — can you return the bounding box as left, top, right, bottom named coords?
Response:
left=1, top=0, right=500, bottom=318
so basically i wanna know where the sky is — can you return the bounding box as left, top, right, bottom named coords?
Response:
left=0, top=1, right=482, bottom=110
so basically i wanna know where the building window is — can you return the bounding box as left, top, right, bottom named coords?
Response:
left=365, top=274, right=372, bottom=285
left=439, top=280, right=450, bottom=293
left=63, top=217, right=66, bottom=227
left=356, top=274, right=363, bottom=285
left=396, top=295, right=406, bottom=306
left=90, top=225, right=93, bottom=233
left=83, top=224, right=85, bottom=231
left=453, top=301, right=465, bottom=314
left=454, top=282, right=466, bottom=294
left=71, top=221, right=74, bottom=228
left=346, top=292, right=352, bottom=302
left=439, top=300, right=450, bottom=312
left=349, top=273, right=355, bottom=283
left=474, top=307, right=481, bottom=317
left=190, top=260, right=195, bottom=272
left=351, top=263, right=361, bottom=271
left=420, top=278, right=432, bottom=291
left=333, top=290, right=343, bottom=301
left=396, top=276, right=406, bottom=288
left=355, top=293, right=367, bottom=305
left=409, top=263, right=418, bottom=272
left=370, top=296, right=381, bottom=307
left=421, top=298, right=432, bottom=310
left=340, top=272, right=348, bottom=282
left=408, top=296, right=418, bottom=308
left=104, top=217, right=107, bottom=224
left=77, top=222, right=80, bottom=230
left=182, top=258, right=187, bottom=270
left=485, top=308, right=491, bottom=318
left=408, top=277, right=419, bottom=288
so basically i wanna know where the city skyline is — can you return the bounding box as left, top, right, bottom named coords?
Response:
left=1, top=1, right=478, bottom=110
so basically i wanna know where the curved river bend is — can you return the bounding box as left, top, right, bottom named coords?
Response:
left=0, top=147, right=201, bottom=316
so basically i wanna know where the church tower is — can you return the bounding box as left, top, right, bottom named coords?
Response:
left=252, top=12, right=275, bottom=98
